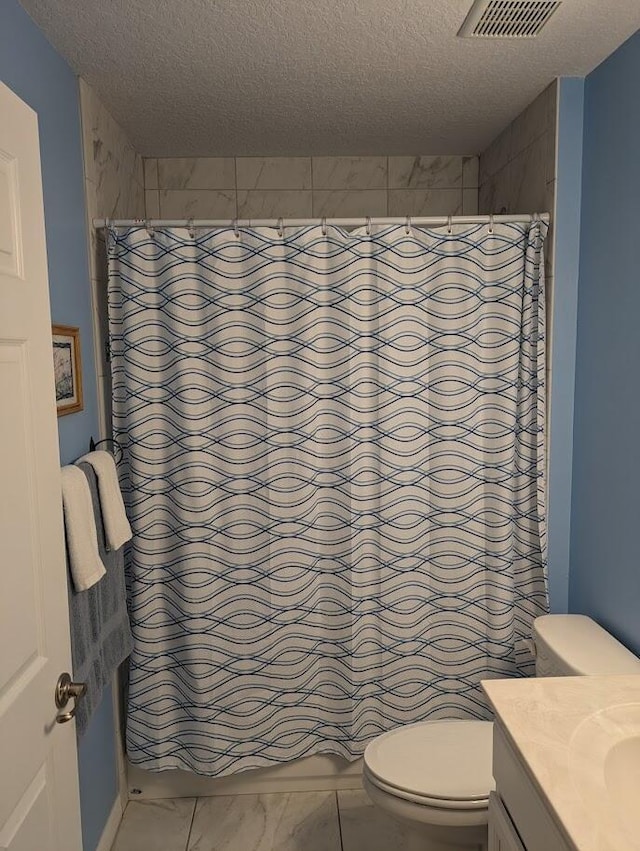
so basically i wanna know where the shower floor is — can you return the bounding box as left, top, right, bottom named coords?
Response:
left=109, top=787, right=452, bottom=851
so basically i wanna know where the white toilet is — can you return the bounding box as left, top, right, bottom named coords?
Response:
left=362, top=614, right=640, bottom=849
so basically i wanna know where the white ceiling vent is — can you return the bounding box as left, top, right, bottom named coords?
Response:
left=459, top=0, right=561, bottom=38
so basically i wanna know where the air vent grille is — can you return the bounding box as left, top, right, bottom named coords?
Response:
left=459, top=0, right=561, bottom=38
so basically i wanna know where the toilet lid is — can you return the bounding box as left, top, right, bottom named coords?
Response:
left=364, top=720, right=494, bottom=803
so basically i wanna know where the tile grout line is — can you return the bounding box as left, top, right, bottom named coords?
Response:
left=183, top=797, right=199, bottom=851
left=386, top=156, right=389, bottom=216
left=234, top=157, right=239, bottom=218
left=335, top=790, right=345, bottom=851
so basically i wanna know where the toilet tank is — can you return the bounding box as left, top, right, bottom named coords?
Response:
left=533, top=614, right=640, bottom=677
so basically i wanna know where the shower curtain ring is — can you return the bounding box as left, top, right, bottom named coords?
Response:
left=144, top=219, right=155, bottom=237
left=277, top=218, right=284, bottom=238
left=405, top=216, right=411, bottom=235
left=233, top=218, right=240, bottom=238
left=365, top=216, right=372, bottom=236
left=488, top=214, right=494, bottom=235
left=447, top=215, right=453, bottom=235
left=321, top=217, right=327, bottom=236
left=187, top=218, right=195, bottom=239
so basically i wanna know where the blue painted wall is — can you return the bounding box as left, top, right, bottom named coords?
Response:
left=546, top=78, right=584, bottom=614
left=569, top=30, right=640, bottom=655
left=0, top=0, right=97, bottom=464
left=76, top=689, right=119, bottom=850
left=0, top=2, right=119, bottom=849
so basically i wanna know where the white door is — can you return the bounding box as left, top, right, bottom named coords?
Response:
left=0, top=81, right=83, bottom=850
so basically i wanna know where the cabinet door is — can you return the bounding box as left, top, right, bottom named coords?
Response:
left=488, top=792, right=527, bottom=851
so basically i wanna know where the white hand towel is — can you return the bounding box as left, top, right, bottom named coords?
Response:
left=76, top=450, right=132, bottom=551
left=61, top=465, right=106, bottom=591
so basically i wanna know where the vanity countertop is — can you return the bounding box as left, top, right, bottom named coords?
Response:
left=483, top=674, right=640, bottom=851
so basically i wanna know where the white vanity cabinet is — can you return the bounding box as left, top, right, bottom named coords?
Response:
left=483, top=675, right=640, bottom=851
left=489, top=722, right=573, bottom=851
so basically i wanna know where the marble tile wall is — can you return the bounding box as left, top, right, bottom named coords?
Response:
left=478, top=80, right=557, bottom=280
left=143, top=155, right=480, bottom=219
left=478, top=79, right=558, bottom=443
left=79, top=78, right=145, bottom=440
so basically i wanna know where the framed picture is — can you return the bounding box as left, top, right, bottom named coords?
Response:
left=52, top=324, right=83, bottom=416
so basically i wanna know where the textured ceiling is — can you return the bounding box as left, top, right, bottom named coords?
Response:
left=19, top=0, right=640, bottom=157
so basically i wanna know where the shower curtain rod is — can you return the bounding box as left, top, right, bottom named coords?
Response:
left=93, top=213, right=549, bottom=229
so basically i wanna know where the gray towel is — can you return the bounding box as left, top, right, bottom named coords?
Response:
left=67, top=462, right=133, bottom=737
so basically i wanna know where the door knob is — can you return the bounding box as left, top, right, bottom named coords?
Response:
left=55, top=672, right=86, bottom=724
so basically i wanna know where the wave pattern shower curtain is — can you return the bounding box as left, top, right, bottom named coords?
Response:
left=108, top=221, right=548, bottom=776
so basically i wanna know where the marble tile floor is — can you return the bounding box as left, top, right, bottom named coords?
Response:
left=110, top=788, right=445, bottom=851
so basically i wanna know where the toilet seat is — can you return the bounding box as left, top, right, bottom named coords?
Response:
left=363, top=719, right=494, bottom=810
left=365, top=771, right=489, bottom=810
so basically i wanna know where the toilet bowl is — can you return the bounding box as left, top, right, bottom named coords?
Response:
left=363, top=719, right=493, bottom=847
left=362, top=615, right=640, bottom=848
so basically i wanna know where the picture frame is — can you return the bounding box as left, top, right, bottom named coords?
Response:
left=52, top=324, right=84, bottom=416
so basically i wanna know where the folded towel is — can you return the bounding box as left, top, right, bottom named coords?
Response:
left=68, top=463, right=133, bottom=737
left=76, top=450, right=132, bottom=551
left=61, top=465, right=106, bottom=591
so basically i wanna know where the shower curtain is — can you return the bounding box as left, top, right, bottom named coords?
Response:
left=108, top=221, right=548, bottom=776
